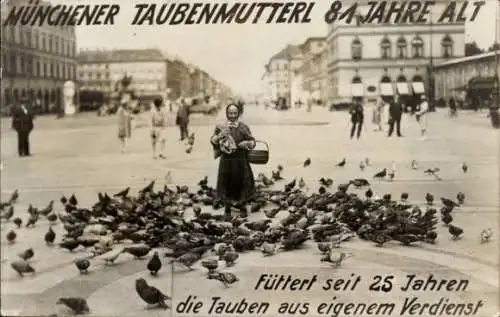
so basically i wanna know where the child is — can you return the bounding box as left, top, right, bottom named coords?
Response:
left=117, top=101, right=132, bottom=153
left=150, top=98, right=167, bottom=159
left=372, top=97, right=383, bottom=131
left=416, top=95, right=429, bottom=140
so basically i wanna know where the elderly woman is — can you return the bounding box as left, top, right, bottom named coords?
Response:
left=210, top=104, right=256, bottom=217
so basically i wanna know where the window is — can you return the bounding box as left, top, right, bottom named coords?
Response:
left=19, top=56, right=25, bottom=75
left=351, top=37, right=362, bottom=61
left=35, top=61, right=40, bottom=76
left=380, top=37, right=391, bottom=59
left=42, top=35, right=46, bottom=51
left=411, top=36, right=424, bottom=58
left=34, top=32, right=39, bottom=50
left=50, top=63, right=54, bottom=77
left=49, top=36, right=53, bottom=52
left=441, top=35, right=453, bottom=58
left=26, top=57, right=32, bottom=76
left=43, top=62, right=47, bottom=77
left=396, top=36, right=407, bottom=58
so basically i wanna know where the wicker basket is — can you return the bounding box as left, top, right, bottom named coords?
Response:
left=248, top=140, right=269, bottom=165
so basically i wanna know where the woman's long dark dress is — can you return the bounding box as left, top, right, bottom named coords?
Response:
left=211, top=123, right=256, bottom=205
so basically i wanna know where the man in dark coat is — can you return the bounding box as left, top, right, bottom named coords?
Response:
left=176, top=98, right=191, bottom=141
left=388, top=95, right=403, bottom=137
left=11, top=98, right=35, bottom=157
left=349, top=101, right=364, bottom=139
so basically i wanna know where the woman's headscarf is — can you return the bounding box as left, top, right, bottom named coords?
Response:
left=225, top=104, right=240, bottom=127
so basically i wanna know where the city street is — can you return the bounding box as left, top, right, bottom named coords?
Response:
left=1, top=106, right=499, bottom=317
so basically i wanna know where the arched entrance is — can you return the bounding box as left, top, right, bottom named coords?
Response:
left=351, top=76, right=364, bottom=101
left=380, top=75, right=394, bottom=102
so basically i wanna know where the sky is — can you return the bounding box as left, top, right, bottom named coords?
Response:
left=54, top=0, right=499, bottom=95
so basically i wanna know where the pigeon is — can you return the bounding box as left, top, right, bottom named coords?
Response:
left=411, top=160, right=419, bottom=170
left=303, top=158, right=311, bottom=167
left=321, top=250, right=350, bottom=268
left=147, top=251, right=162, bottom=275
left=1, top=205, right=14, bottom=221
left=207, top=271, right=239, bottom=287
left=45, top=226, right=56, bottom=245
left=6, top=230, right=16, bottom=243
left=114, top=187, right=130, bottom=198
left=461, top=162, right=468, bottom=173
left=441, top=197, right=460, bottom=209
left=480, top=228, right=493, bottom=243
left=101, top=248, right=123, bottom=265
left=359, top=160, right=366, bottom=170
left=201, top=258, right=219, bottom=273
left=135, top=278, right=170, bottom=309
left=373, top=168, right=387, bottom=179
left=140, top=181, right=155, bottom=194
left=123, top=245, right=151, bottom=259
left=11, top=260, right=35, bottom=276
left=170, top=252, right=200, bottom=270
left=456, top=192, right=465, bottom=205
left=261, top=242, right=277, bottom=256
left=39, top=200, right=54, bottom=216
left=56, top=297, right=90, bottom=314
left=60, top=239, right=80, bottom=252
left=13, top=217, right=22, bottom=228
left=18, top=248, right=34, bottom=261
left=319, top=178, right=333, bottom=187
left=68, top=194, right=78, bottom=206
left=336, top=158, right=346, bottom=167
left=365, top=188, right=373, bottom=199
left=74, top=258, right=90, bottom=274
left=425, top=193, right=434, bottom=205
left=448, top=224, right=463, bottom=240
left=221, top=251, right=239, bottom=266
left=8, top=189, right=19, bottom=204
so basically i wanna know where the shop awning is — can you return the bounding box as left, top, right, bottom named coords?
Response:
left=412, top=82, right=425, bottom=94
left=380, top=83, right=394, bottom=96
left=351, top=83, right=364, bottom=97
left=396, top=82, right=410, bottom=95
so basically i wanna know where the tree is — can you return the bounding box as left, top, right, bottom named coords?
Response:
left=465, top=41, right=484, bottom=56
left=488, top=42, right=500, bottom=52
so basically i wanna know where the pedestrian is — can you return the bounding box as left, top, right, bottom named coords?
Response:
left=416, top=95, right=430, bottom=140
left=349, top=101, right=364, bottom=139
left=388, top=95, right=403, bottom=137
left=117, top=101, right=133, bottom=153
left=176, top=98, right=191, bottom=141
left=150, top=97, right=168, bottom=159
left=210, top=104, right=256, bottom=218
left=372, top=97, right=383, bottom=131
left=11, top=97, right=35, bottom=157
left=449, top=97, right=457, bottom=117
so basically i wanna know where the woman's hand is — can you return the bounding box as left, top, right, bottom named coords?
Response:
left=238, top=141, right=253, bottom=149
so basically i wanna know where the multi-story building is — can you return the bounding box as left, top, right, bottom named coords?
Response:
left=166, top=58, right=189, bottom=100
left=1, top=0, right=78, bottom=113
left=299, top=37, right=327, bottom=102
left=433, top=50, right=500, bottom=103
left=77, top=48, right=167, bottom=99
left=325, top=0, right=465, bottom=104
left=262, top=45, right=303, bottom=104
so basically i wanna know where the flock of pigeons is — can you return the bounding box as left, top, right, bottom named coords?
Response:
left=0, top=158, right=495, bottom=315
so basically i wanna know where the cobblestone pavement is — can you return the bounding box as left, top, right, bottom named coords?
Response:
left=1, top=106, right=499, bottom=316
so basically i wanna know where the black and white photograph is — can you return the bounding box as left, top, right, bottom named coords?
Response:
left=1, top=0, right=499, bottom=316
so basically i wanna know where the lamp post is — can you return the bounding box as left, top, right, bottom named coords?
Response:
left=287, top=45, right=293, bottom=109
left=427, top=9, right=435, bottom=110
left=494, top=0, right=499, bottom=107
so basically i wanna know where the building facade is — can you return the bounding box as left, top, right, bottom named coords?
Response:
left=1, top=0, right=78, bottom=113
left=299, top=37, right=326, bottom=102
left=433, top=50, right=500, bottom=102
left=77, top=49, right=167, bottom=98
left=325, top=0, right=465, bottom=104
left=262, top=45, right=303, bottom=104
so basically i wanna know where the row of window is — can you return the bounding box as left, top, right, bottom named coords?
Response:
left=351, top=35, right=454, bottom=60
left=3, top=26, right=77, bottom=58
left=1, top=52, right=76, bottom=80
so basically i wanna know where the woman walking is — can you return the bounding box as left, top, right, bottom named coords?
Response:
left=150, top=98, right=167, bottom=159
left=117, top=101, right=133, bottom=153
left=372, top=97, right=383, bottom=131
left=210, top=104, right=256, bottom=218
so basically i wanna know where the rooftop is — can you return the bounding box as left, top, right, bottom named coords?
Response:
left=77, top=48, right=166, bottom=63
left=269, top=45, right=302, bottom=61
left=435, top=50, right=500, bottom=68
